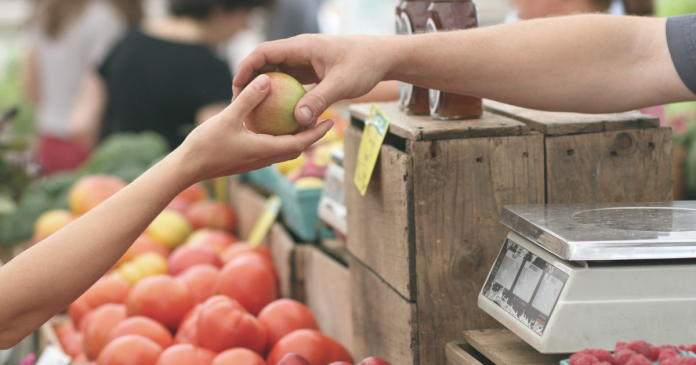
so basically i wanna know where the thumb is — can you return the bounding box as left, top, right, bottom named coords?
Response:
left=294, top=76, right=344, bottom=126
left=220, top=74, right=271, bottom=125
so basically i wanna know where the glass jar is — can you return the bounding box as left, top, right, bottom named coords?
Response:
left=397, top=0, right=431, bottom=115
left=427, top=0, right=483, bottom=120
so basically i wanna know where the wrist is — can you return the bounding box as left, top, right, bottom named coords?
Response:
left=159, top=147, right=200, bottom=191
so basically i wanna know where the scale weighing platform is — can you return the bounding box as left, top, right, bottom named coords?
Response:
left=478, top=201, right=696, bottom=354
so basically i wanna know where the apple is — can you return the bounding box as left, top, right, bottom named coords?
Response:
left=167, top=245, right=222, bottom=276
left=246, top=72, right=305, bottom=136
left=146, top=209, right=193, bottom=249
left=277, top=353, right=312, bottom=365
left=68, top=175, right=126, bottom=215
left=33, top=209, right=75, bottom=243
left=294, top=177, right=324, bottom=190
left=184, top=229, right=237, bottom=254
left=186, top=201, right=237, bottom=233
left=277, top=153, right=307, bottom=174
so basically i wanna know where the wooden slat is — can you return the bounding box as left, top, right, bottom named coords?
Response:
left=545, top=128, right=673, bottom=203
left=298, top=245, right=353, bottom=353
left=349, top=254, right=418, bottom=365
left=446, top=342, right=494, bottom=365
left=268, top=224, right=296, bottom=299
left=228, top=179, right=267, bottom=241
left=349, top=102, right=528, bottom=141
left=463, top=329, right=568, bottom=365
left=484, top=100, right=659, bottom=136
left=410, top=134, right=545, bottom=365
left=344, top=125, right=414, bottom=299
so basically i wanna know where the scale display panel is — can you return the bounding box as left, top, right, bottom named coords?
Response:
left=481, top=238, right=569, bottom=336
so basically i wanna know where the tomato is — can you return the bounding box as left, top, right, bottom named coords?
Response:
left=118, top=236, right=170, bottom=267
left=83, top=304, right=127, bottom=360
left=156, top=344, right=217, bottom=365
left=220, top=244, right=271, bottom=264
left=110, top=316, right=173, bottom=349
left=328, top=363, right=353, bottom=365
left=276, top=353, right=311, bottom=365
left=55, top=322, right=84, bottom=358
left=185, top=229, right=238, bottom=255
left=176, top=183, right=209, bottom=203
left=257, top=299, right=319, bottom=349
left=126, top=275, right=194, bottom=331
left=68, top=295, right=91, bottom=326
left=215, top=256, right=277, bottom=316
left=176, top=264, right=220, bottom=304
left=84, top=276, right=131, bottom=308
left=212, top=348, right=267, bottom=365
left=197, top=295, right=267, bottom=353
left=174, top=305, right=202, bottom=345
left=186, top=201, right=236, bottom=232
left=168, top=246, right=222, bottom=276
left=97, top=335, right=162, bottom=365
left=267, top=329, right=352, bottom=365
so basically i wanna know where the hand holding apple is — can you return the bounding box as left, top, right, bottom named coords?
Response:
left=173, top=74, right=333, bottom=184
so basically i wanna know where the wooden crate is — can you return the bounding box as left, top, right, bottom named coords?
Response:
left=447, top=329, right=568, bottom=365
left=346, top=102, right=545, bottom=365
left=229, top=178, right=352, bottom=350
left=345, top=101, right=671, bottom=365
left=295, top=243, right=353, bottom=353
left=484, top=100, right=673, bottom=203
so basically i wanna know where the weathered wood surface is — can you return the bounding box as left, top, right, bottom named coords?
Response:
left=446, top=341, right=493, bottom=365
left=674, top=144, right=688, bottom=200
left=268, top=224, right=297, bottom=299
left=344, top=125, right=415, bottom=299
left=349, top=102, right=528, bottom=141
left=297, top=244, right=353, bottom=353
left=545, top=128, right=673, bottom=203
left=463, top=329, right=569, bottom=365
left=349, top=254, right=418, bottom=365
left=410, top=134, right=545, bottom=365
left=484, top=100, right=659, bottom=136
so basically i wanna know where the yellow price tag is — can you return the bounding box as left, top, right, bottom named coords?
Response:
left=248, top=194, right=282, bottom=247
left=354, top=104, right=391, bottom=196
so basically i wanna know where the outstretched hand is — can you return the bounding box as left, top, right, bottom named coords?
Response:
left=233, top=34, right=395, bottom=127
left=177, top=73, right=334, bottom=183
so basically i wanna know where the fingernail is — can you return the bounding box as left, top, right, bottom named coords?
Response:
left=253, top=75, right=269, bottom=91
left=300, top=106, right=312, bottom=123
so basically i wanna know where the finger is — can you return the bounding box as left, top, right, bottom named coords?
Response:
left=221, top=74, right=271, bottom=126
left=294, top=76, right=346, bottom=126
left=265, top=119, right=334, bottom=155
left=233, top=40, right=294, bottom=97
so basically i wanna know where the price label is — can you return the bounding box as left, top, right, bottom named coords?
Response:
left=354, top=104, right=390, bottom=196
left=36, top=346, right=71, bottom=365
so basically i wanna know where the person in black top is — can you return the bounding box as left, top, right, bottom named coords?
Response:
left=70, top=0, right=272, bottom=150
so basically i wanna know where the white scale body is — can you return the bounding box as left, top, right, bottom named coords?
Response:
left=478, top=202, right=696, bottom=354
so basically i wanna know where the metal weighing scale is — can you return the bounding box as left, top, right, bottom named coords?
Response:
left=478, top=201, right=696, bottom=354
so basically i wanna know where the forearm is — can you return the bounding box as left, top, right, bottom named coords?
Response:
left=0, top=150, right=194, bottom=348
left=389, top=14, right=693, bottom=113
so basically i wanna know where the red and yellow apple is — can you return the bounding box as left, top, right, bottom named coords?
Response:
left=246, top=72, right=305, bottom=136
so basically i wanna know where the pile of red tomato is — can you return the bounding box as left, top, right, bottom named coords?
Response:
left=50, top=182, right=388, bottom=365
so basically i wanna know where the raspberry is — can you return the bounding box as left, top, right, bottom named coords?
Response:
left=659, top=348, right=681, bottom=362
left=616, top=342, right=629, bottom=352
left=677, top=358, right=696, bottom=365
left=625, top=355, right=651, bottom=365
left=661, top=358, right=680, bottom=365
left=570, top=353, right=600, bottom=365
left=627, top=341, right=654, bottom=359
left=683, top=345, right=696, bottom=353
left=614, top=349, right=638, bottom=365
left=598, top=363, right=613, bottom=365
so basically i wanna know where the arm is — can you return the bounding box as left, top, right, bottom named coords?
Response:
left=234, top=14, right=694, bottom=125
left=0, top=74, right=333, bottom=349
left=21, top=47, right=40, bottom=107
left=69, top=71, right=107, bottom=149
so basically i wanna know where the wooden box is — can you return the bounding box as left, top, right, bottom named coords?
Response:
left=295, top=243, right=353, bottom=353
left=446, top=329, right=568, bottom=365
left=345, top=102, right=672, bottom=365
left=345, top=102, right=545, bottom=365
left=484, top=100, right=673, bottom=203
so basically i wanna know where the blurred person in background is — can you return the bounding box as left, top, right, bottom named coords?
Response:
left=22, top=0, right=142, bottom=174
left=266, top=0, right=320, bottom=41
left=505, top=0, right=653, bottom=22
left=70, top=0, right=271, bottom=151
